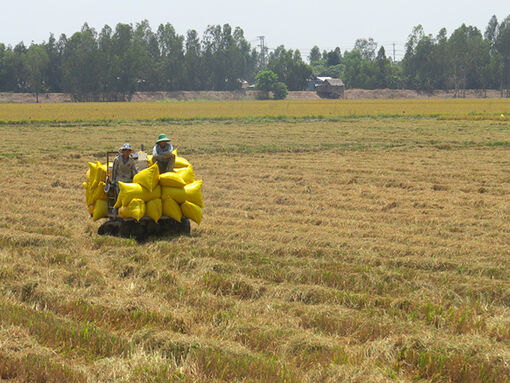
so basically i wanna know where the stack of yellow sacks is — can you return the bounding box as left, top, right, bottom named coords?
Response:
left=114, top=151, right=203, bottom=225
left=83, top=161, right=108, bottom=221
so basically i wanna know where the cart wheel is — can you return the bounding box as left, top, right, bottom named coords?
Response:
left=133, top=222, right=147, bottom=242
left=146, top=221, right=161, bottom=236
left=98, top=222, right=108, bottom=235
left=119, top=221, right=136, bottom=238
left=98, top=220, right=119, bottom=236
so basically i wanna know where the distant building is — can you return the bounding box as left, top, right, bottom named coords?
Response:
left=316, top=78, right=345, bottom=99
left=316, top=76, right=333, bottom=83
left=306, top=76, right=332, bottom=91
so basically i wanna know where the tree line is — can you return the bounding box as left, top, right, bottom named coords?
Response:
left=0, top=15, right=508, bottom=101
left=310, top=15, right=510, bottom=95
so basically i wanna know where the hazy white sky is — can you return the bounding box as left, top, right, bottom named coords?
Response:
left=1, top=0, right=508, bottom=60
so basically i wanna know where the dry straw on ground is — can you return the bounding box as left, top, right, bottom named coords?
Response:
left=0, top=102, right=509, bottom=382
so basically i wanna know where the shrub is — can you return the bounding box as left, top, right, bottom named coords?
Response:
left=272, top=82, right=288, bottom=100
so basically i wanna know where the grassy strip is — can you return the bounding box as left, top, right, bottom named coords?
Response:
left=0, top=113, right=508, bottom=126
left=285, top=286, right=492, bottom=337
left=0, top=300, right=132, bottom=360
left=0, top=351, right=86, bottom=383
left=15, top=288, right=189, bottom=333
left=395, top=341, right=510, bottom=383
left=60, top=299, right=188, bottom=333
left=141, top=335, right=298, bottom=383
left=0, top=113, right=443, bottom=126
left=131, top=362, right=191, bottom=383
left=202, top=272, right=265, bottom=299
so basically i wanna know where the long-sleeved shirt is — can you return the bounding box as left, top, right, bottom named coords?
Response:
left=152, top=144, right=175, bottom=173
left=112, top=155, right=138, bottom=184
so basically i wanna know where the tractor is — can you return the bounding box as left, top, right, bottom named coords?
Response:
left=97, top=148, right=190, bottom=241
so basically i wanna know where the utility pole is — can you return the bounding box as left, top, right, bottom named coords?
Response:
left=257, top=36, right=266, bottom=69
left=392, top=42, right=396, bottom=62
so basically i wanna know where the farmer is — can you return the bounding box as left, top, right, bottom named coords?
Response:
left=152, top=133, right=175, bottom=173
left=111, top=143, right=138, bottom=187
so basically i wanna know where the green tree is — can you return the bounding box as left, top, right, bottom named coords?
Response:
left=432, top=28, right=449, bottom=89
left=375, top=46, right=390, bottom=88
left=354, top=38, right=377, bottom=61
left=44, top=34, right=64, bottom=92
left=255, top=69, right=278, bottom=98
left=402, top=25, right=450, bottom=90
left=62, top=24, right=102, bottom=101
left=183, top=29, right=203, bottom=90
left=326, top=47, right=341, bottom=66
left=494, top=16, right=510, bottom=94
left=157, top=23, right=184, bottom=91
left=342, top=50, right=363, bottom=88
left=484, top=15, right=499, bottom=52
left=97, top=25, right=115, bottom=99
left=0, top=45, right=19, bottom=91
left=447, top=24, right=488, bottom=94
left=112, top=23, right=143, bottom=100
left=272, top=81, right=288, bottom=99
left=234, top=27, right=258, bottom=84
left=134, top=20, right=163, bottom=92
left=10, top=43, right=29, bottom=92
left=267, top=46, right=312, bottom=90
left=24, top=44, right=49, bottom=102
left=309, top=45, right=321, bottom=64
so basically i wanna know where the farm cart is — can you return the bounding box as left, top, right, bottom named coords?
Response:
left=97, top=150, right=190, bottom=241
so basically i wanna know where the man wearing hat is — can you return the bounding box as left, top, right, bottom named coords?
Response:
left=112, top=143, right=138, bottom=186
left=152, top=134, right=175, bottom=173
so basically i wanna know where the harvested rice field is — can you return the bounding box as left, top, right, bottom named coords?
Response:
left=0, top=100, right=509, bottom=382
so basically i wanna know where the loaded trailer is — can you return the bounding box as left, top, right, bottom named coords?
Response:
left=97, top=149, right=190, bottom=241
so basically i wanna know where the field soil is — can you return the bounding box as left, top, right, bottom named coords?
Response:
left=0, top=88, right=507, bottom=103
left=0, top=102, right=509, bottom=382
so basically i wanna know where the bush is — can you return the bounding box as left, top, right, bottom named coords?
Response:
left=272, top=82, right=288, bottom=100
left=255, top=70, right=278, bottom=99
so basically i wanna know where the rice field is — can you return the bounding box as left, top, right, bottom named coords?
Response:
left=0, top=98, right=509, bottom=123
left=0, top=100, right=509, bottom=382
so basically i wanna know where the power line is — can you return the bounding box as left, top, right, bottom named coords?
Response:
left=257, top=36, right=266, bottom=69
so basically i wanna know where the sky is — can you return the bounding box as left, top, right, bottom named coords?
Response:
left=1, top=0, right=508, bottom=60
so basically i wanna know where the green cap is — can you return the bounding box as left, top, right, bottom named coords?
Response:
left=156, top=133, right=171, bottom=143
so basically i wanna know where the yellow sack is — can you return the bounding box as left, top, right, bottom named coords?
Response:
left=175, top=166, right=195, bottom=184
left=174, top=156, right=191, bottom=169
left=159, top=172, right=186, bottom=188
left=83, top=181, right=89, bottom=196
left=92, top=199, right=108, bottom=221
left=119, top=199, right=146, bottom=221
left=88, top=203, right=95, bottom=215
left=163, top=198, right=182, bottom=222
left=115, top=182, right=161, bottom=207
left=95, top=162, right=107, bottom=185
left=92, top=181, right=107, bottom=202
left=86, top=169, right=91, bottom=182
left=114, top=182, right=143, bottom=208
left=181, top=201, right=203, bottom=225
left=147, top=154, right=153, bottom=167
left=146, top=198, right=163, bottom=222
left=161, top=180, right=204, bottom=208
left=133, top=163, right=159, bottom=192
left=140, top=184, right=161, bottom=202
left=88, top=162, right=98, bottom=188
left=83, top=182, right=94, bottom=206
